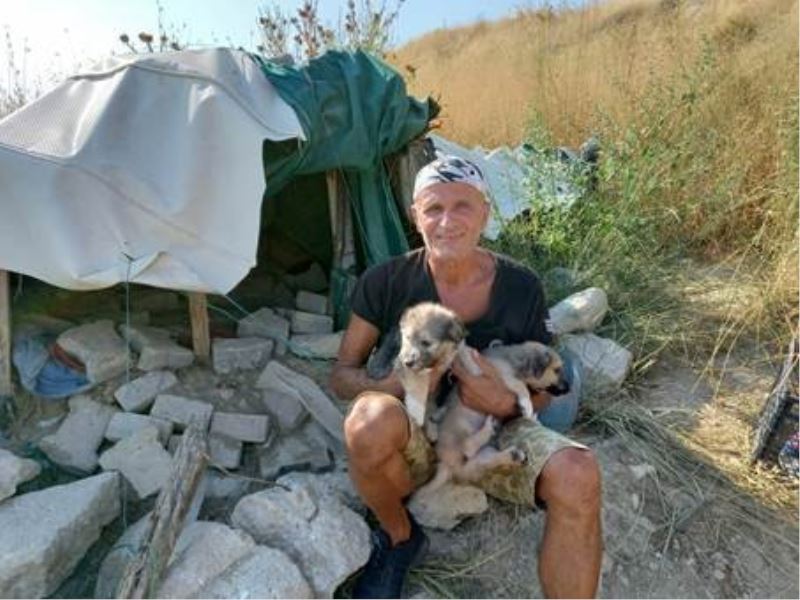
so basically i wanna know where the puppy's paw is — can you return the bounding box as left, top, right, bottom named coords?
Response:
left=509, top=446, right=528, bottom=465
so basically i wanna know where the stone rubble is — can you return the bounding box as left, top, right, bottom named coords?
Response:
left=213, top=337, right=275, bottom=374
left=289, top=332, right=344, bottom=360
left=295, top=290, right=329, bottom=315
left=150, top=394, right=215, bottom=430
left=210, top=411, right=271, bottom=443
left=99, top=427, right=173, bottom=498
left=39, top=395, right=117, bottom=473
left=105, top=411, right=174, bottom=445
left=0, top=472, right=120, bottom=598
left=113, top=370, right=178, bottom=412
left=57, top=320, right=129, bottom=383
left=119, top=324, right=194, bottom=371
left=0, top=448, right=41, bottom=502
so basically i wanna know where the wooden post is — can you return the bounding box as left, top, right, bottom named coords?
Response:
left=0, top=270, right=12, bottom=397
left=116, top=426, right=208, bottom=599
left=187, top=292, right=210, bottom=364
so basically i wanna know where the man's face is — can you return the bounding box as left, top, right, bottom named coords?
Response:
left=411, top=182, right=489, bottom=260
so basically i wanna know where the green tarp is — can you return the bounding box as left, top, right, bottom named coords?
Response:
left=253, top=49, right=434, bottom=325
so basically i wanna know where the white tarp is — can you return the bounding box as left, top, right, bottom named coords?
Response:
left=0, top=48, right=305, bottom=293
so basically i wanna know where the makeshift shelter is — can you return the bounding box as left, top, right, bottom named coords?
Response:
left=0, top=47, right=436, bottom=395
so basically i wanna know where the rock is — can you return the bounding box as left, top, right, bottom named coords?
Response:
left=0, top=449, right=40, bottom=502
left=113, top=370, right=178, bottom=412
left=213, top=337, right=274, bottom=374
left=151, top=394, right=214, bottom=430
left=259, top=361, right=344, bottom=441
left=119, top=324, right=194, bottom=371
left=548, top=287, right=609, bottom=335
left=205, top=469, right=249, bottom=499
left=277, top=471, right=365, bottom=516
left=289, top=332, right=344, bottom=360
left=57, top=320, right=129, bottom=383
left=287, top=263, right=328, bottom=293
left=290, top=310, right=334, bottom=334
left=94, top=512, right=152, bottom=599
left=560, top=333, right=632, bottom=390
left=408, top=482, right=489, bottom=530
left=99, top=427, right=173, bottom=498
left=295, top=290, right=328, bottom=315
left=105, top=411, right=173, bottom=444
left=197, top=545, right=313, bottom=599
left=39, top=395, right=117, bottom=472
left=157, top=521, right=257, bottom=598
left=0, top=472, right=119, bottom=598
left=209, top=434, right=243, bottom=470
left=256, top=364, right=309, bottom=430
left=259, top=422, right=333, bottom=481
left=231, top=480, right=370, bottom=597
left=237, top=308, right=290, bottom=355
left=210, top=411, right=271, bottom=443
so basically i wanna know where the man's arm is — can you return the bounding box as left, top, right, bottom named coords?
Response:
left=330, top=314, right=404, bottom=401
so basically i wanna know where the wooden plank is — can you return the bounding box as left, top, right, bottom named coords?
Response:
left=0, top=270, right=11, bottom=397
left=116, top=426, right=208, bottom=598
left=187, top=292, right=210, bottom=364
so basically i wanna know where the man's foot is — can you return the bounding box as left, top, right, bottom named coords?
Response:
left=352, top=514, right=428, bottom=599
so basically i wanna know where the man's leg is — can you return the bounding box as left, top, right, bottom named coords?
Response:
left=344, top=392, right=415, bottom=544
left=535, top=447, right=603, bottom=598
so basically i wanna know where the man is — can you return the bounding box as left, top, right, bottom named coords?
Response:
left=330, top=155, right=602, bottom=598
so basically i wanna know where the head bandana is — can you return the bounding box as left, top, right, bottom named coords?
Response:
left=413, top=154, right=490, bottom=202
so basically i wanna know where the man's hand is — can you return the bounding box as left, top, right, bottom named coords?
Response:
left=451, top=349, right=518, bottom=420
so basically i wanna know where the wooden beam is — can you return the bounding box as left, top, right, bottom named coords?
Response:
left=0, top=270, right=11, bottom=397
left=187, top=292, right=210, bottom=364
left=116, top=426, right=208, bottom=599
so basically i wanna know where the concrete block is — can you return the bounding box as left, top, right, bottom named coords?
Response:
left=99, top=427, right=173, bottom=498
left=151, top=394, right=214, bottom=430
left=113, top=370, right=178, bottom=412
left=548, top=287, right=609, bottom=335
left=210, top=412, right=271, bottom=443
left=0, top=473, right=119, bottom=598
left=119, top=324, right=194, bottom=371
left=105, top=412, right=173, bottom=445
left=290, top=332, right=343, bottom=360
left=39, top=395, right=117, bottom=473
left=255, top=362, right=309, bottom=430
left=236, top=308, right=290, bottom=355
left=295, top=290, right=328, bottom=315
left=209, top=434, right=243, bottom=470
left=0, top=449, right=41, bottom=502
left=213, top=337, right=274, bottom=374
left=290, top=311, right=333, bottom=334
left=57, top=320, right=129, bottom=383
left=561, top=333, right=632, bottom=390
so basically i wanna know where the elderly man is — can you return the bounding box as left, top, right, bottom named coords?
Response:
left=330, top=155, right=602, bottom=599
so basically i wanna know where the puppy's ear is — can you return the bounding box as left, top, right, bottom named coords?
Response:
left=447, top=319, right=467, bottom=343
left=527, top=350, right=552, bottom=379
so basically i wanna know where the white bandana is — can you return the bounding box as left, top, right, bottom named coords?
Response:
left=413, top=154, right=489, bottom=202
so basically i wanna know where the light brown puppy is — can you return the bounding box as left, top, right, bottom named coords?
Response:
left=395, top=302, right=467, bottom=438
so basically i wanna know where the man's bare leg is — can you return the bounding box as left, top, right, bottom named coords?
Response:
left=344, top=392, right=414, bottom=545
left=536, top=447, right=603, bottom=598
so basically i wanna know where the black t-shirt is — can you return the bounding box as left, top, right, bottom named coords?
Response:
left=350, top=247, right=552, bottom=352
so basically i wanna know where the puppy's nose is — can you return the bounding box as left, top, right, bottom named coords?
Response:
left=403, top=358, right=416, bottom=368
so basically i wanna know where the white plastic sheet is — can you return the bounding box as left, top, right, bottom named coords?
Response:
left=0, top=48, right=304, bottom=293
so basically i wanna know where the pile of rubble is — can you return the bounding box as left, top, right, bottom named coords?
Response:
left=0, top=282, right=632, bottom=598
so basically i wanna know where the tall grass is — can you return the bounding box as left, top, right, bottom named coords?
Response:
left=395, top=0, right=798, bottom=362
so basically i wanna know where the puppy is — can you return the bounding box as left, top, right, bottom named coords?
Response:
left=419, top=340, right=571, bottom=493
left=395, top=302, right=468, bottom=438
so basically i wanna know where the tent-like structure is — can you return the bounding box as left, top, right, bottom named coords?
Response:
left=0, top=47, right=435, bottom=393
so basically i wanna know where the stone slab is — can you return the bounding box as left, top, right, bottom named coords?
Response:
left=57, top=320, right=129, bottom=383
left=39, top=395, right=117, bottom=473
left=151, top=394, right=214, bottom=430
left=99, top=427, right=173, bottom=498
left=295, top=290, right=328, bottom=315
left=105, top=411, right=173, bottom=445
left=210, top=411, right=270, bottom=443
left=256, top=363, right=309, bottom=430
left=119, top=324, right=194, bottom=371
left=237, top=308, right=290, bottom=355
left=290, top=310, right=333, bottom=334
left=0, top=449, right=41, bottom=502
left=113, top=370, right=178, bottom=412
left=209, top=434, right=243, bottom=470
left=213, top=337, right=275, bottom=374
left=289, top=332, right=343, bottom=360
left=0, top=472, right=119, bottom=598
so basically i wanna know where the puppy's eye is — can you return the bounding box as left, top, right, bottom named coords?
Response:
left=419, top=339, right=432, bottom=349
